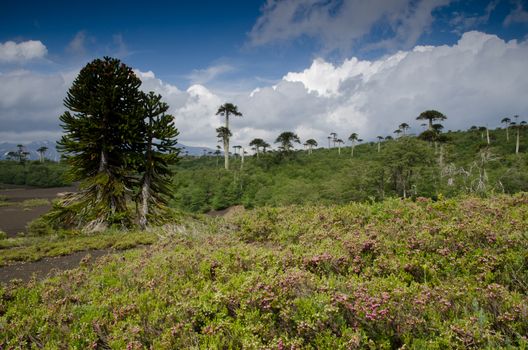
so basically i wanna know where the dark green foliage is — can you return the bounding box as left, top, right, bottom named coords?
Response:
left=0, top=161, right=70, bottom=187
left=137, top=92, right=180, bottom=228
left=170, top=127, right=528, bottom=212
left=49, top=57, right=178, bottom=231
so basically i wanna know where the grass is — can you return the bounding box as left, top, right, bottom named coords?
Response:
left=19, top=198, right=50, bottom=208
left=0, top=230, right=158, bottom=266
left=1, top=194, right=527, bottom=348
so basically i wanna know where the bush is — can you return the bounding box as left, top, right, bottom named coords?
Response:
left=26, top=218, right=53, bottom=236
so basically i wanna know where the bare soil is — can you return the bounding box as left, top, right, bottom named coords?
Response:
left=0, top=185, right=76, bottom=237
left=0, top=248, right=113, bottom=284
left=206, top=205, right=245, bottom=218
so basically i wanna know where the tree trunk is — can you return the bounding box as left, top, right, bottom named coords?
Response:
left=224, top=115, right=230, bottom=170
left=506, top=127, right=509, bottom=141
left=351, top=144, right=355, bottom=157
left=241, top=147, right=245, bottom=170
left=516, top=128, right=520, bottom=154
left=378, top=142, right=380, bottom=153
left=139, top=175, right=150, bottom=229
left=486, top=127, right=490, bottom=145
left=338, top=144, right=341, bottom=155
left=224, top=139, right=229, bottom=169
left=439, top=144, right=444, bottom=168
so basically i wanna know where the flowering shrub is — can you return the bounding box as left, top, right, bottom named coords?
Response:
left=1, top=194, right=528, bottom=348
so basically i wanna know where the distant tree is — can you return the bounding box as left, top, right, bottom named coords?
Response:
left=136, top=91, right=179, bottom=229
left=262, top=141, right=270, bottom=153
left=216, top=103, right=242, bottom=170
left=233, top=145, right=242, bottom=157
left=330, top=132, right=337, bottom=148
left=305, top=139, right=317, bottom=155
left=37, top=146, right=48, bottom=163
left=216, top=126, right=232, bottom=164
left=416, top=110, right=447, bottom=131
left=384, top=138, right=434, bottom=198
left=214, top=146, right=221, bottom=166
left=512, top=118, right=526, bottom=154
left=327, top=136, right=332, bottom=148
left=399, top=123, right=410, bottom=136
left=336, top=138, right=344, bottom=155
left=275, top=131, right=300, bottom=152
left=249, top=138, right=266, bottom=158
left=348, top=133, right=359, bottom=157
left=376, top=136, right=384, bottom=152
left=393, top=129, right=402, bottom=138
left=501, top=117, right=511, bottom=141
left=385, top=136, right=393, bottom=140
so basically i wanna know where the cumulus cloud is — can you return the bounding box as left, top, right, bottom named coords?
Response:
left=1, top=31, right=527, bottom=151
left=0, top=69, right=73, bottom=141
left=173, top=31, right=528, bottom=149
left=248, top=0, right=451, bottom=52
left=0, top=40, right=48, bottom=63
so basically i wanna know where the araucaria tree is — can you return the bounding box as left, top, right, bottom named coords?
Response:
left=416, top=110, right=446, bottom=131
left=216, top=103, right=242, bottom=170
left=349, top=133, right=358, bottom=157
left=305, top=139, right=317, bottom=154
left=51, top=57, right=179, bottom=231
left=275, top=131, right=300, bottom=152
left=136, top=92, right=179, bottom=229
left=249, top=138, right=265, bottom=158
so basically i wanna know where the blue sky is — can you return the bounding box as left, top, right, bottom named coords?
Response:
left=1, top=0, right=528, bottom=147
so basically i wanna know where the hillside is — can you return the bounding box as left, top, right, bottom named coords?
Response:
left=171, top=128, right=528, bottom=212
left=1, top=194, right=527, bottom=348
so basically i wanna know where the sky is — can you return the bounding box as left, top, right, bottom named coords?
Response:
left=1, top=0, right=528, bottom=149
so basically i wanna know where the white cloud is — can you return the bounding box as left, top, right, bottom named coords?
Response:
left=248, top=0, right=451, bottom=52
left=2, top=31, right=527, bottom=152
left=66, top=31, right=87, bottom=56
left=186, top=64, right=234, bottom=84
left=0, top=40, right=48, bottom=63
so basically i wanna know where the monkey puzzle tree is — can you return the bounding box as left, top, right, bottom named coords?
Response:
left=376, top=136, right=384, bottom=152
left=275, top=131, right=300, bottom=152
left=52, top=57, right=179, bottom=231
left=216, top=103, right=242, bottom=170
left=136, top=91, right=179, bottom=229
left=399, top=123, right=410, bottom=136
left=501, top=117, right=511, bottom=141
left=55, top=57, right=143, bottom=230
left=37, top=146, right=48, bottom=163
left=416, top=110, right=447, bottom=131
left=349, top=133, right=359, bottom=157
left=249, top=138, right=265, bottom=158
left=305, top=138, right=317, bottom=154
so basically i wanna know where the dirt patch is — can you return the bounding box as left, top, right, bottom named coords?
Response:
left=0, top=248, right=118, bottom=284
left=0, top=205, right=51, bottom=237
left=206, top=205, right=245, bottom=218
left=0, top=185, right=76, bottom=237
left=0, top=185, right=76, bottom=203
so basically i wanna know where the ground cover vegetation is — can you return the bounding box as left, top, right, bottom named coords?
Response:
left=1, top=194, right=527, bottom=348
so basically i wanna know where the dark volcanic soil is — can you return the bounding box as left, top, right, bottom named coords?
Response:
left=0, top=249, right=112, bottom=284
left=0, top=185, right=76, bottom=237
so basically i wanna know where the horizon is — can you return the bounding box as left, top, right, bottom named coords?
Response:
left=1, top=0, right=528, bottom=148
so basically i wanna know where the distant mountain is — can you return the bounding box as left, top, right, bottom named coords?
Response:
left=0, top=141, right=216, bottom=160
